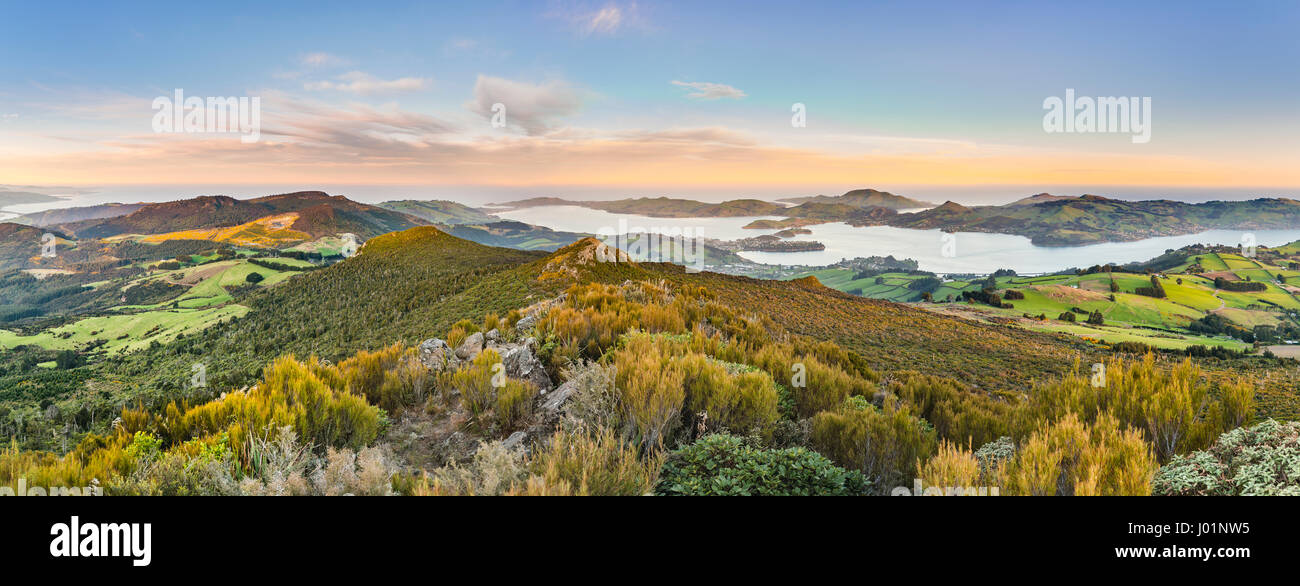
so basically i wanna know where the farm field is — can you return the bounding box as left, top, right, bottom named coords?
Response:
left=0, top=257, right=311, bottom=355
left=0, top=304, right=248, bottom=354
left=791, top=242, right=1300, bottom=353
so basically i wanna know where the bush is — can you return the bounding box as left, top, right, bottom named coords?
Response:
left=809, top=396, right=936, bottom=491
left=1153, top=419, right=1300, bottom=496
left=245, top=271, right=264, bottom=284
left=998, top=413, right=1156, bottom=496
left=1017, top=355, right=1253, bottom=461
left=654, top=434, right=868, bottom=496
left=521, top=429, right=663, bottom=496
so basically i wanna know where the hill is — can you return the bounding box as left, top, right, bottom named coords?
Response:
left=0, top=225, right=1272, bottom=497
left=56, top=191, right=428, bottom=241
left=9, top=202, right=146, bottom=226
left=887, top=195, right=1300, bottom=246
left=0, top=189, right=64, bottom=208
left=376, top=200, right=499, bottom=225
left=778, top=188, right=936, bottom=210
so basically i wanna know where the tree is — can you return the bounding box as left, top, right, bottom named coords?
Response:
left=245, top=272, right=265, bottom=284
left=55, top=350, right=80, bottom=370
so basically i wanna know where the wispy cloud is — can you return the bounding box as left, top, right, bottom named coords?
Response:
left=300, top=52, right=347, bottom=68
left=550, top=1, right=646, bottom=37
left=465, top=75, right=583, bottom=135
left=671, top=80, right=747, bottom=100
left=304, top=71, right=431, bottom=95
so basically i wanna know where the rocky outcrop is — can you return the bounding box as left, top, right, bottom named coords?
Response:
left=415, top=324, right=566, bottom=458
left=455, top=331, right=484, bottom=360
left=501, top=345, right=552, bottom=393
left=418, top=338, right=455, bottom=371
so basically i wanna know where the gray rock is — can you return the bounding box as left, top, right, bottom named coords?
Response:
left=515, top=314, right=536, bottom=331
left=418, top=338, right=455, bottom=371
left=502, top=431, right=528, bottom=452
left=485, top=328, right=500, bottom=343
left=502, top=344, right=552, bottom=392
left=455, top=332, right=484, bottom=360
left=539, top=378, right=577, bottom=414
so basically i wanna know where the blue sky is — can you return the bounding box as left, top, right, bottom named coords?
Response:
left=2, top=0, right=1297, bottom=198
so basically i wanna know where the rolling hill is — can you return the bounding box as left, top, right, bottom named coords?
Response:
left=376, top=200, right=500, bottom=225
left=54, top=191, right=429, bottom=240
left=778, top=188, right=936, bottom=210
left=884, top=195, right=1300, bottom=246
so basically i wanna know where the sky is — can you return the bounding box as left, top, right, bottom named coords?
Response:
left=2, top=0, right=1298, bottom=203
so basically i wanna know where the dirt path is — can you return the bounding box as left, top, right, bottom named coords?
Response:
left=1210, top=290, right=1226, bottom=312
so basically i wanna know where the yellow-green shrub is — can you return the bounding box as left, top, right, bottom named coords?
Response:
left=809, top=396, right=936, bottom=490
left=998, top=412, right=1157, bottom=496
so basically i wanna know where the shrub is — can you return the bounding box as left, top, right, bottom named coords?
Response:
left=998, top=413, right=1156, bottom=496
left=973, top=436, right=1016, bottom=480
left=917, top=440, right=981, bottom=492
left=559, top=360, right=623, bottom=432
left=890, top=372, right=1013, bottom=448
left=1017, top=355, right=1254, bottom=461
left=809, top=396, right=936, bottom=491
left=451, top=350, right=504, bottom=416
left=494, top=379, right=538, bottom=432
left=522, top=429, right=663, bottom=496
left=654, top=434, right=868, bottom=496
left=1153, top=419, right=1300, bottom=496
left=611, top=333, right=780, bottom=448
left=417, top=441, right=527, bottom=496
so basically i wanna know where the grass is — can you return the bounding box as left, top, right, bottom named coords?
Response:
left=121, top=259, right=303, bottom=310
left=1027, top=321, right=1249, bottom=351
left=140, top=213, right=310, bottom=248
left=1193, top=253, right=1231, bottom=271
left=796, top=249, right=1300, bottom=356
left=0, top=304, right=248, bottom=354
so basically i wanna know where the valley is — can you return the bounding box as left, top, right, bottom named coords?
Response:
left=2, top=189, right=1300, bottom=497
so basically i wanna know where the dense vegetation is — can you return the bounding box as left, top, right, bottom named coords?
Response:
left=0, top=226, right=1291, bottom=496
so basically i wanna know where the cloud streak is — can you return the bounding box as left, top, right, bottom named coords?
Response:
left=671, top=80, right=747, bottom=100
left=304, top=71, right=431, bottom=95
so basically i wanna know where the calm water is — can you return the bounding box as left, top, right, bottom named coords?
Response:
left=496, top=206, right=1300, bottom=274
left=493, top=205, right=784, bottom=242
left=10, top=191, right=1300, bottom=275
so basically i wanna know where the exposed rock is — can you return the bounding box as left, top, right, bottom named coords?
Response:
left=515, top=314, right=536, bottom=332
left=539, top=378, right=577, bottom=414
left=502, top=431, right=528, bottom=452
left=418, top=338, right=455, bottom=371
left=502, top=344, right=552, bottom=392
left=455, top=332, right=484, bottom=360
left=485, top=328, right=500, bottom=343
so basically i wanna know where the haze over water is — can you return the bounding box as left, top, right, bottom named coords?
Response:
left=496, top=205, right=1300, bottom=275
